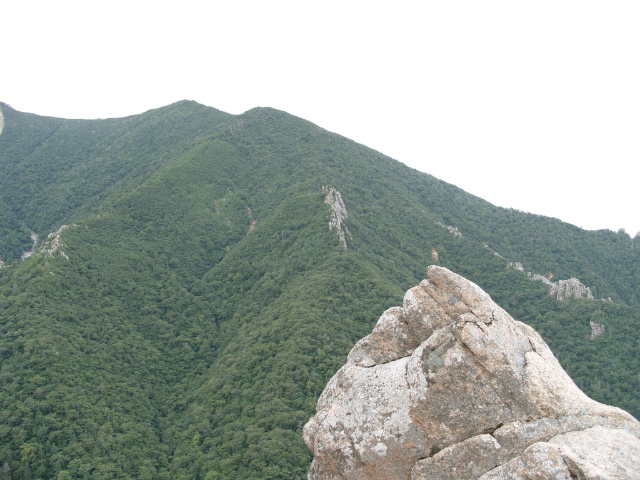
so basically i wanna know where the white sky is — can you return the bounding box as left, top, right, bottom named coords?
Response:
left=3, top=1, right=639, bottom=235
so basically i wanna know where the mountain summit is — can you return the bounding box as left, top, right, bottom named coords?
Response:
left=304, top=266, right=640, bottom=479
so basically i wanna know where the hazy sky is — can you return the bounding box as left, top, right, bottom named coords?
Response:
left=4, top=1, right=639, bottom=235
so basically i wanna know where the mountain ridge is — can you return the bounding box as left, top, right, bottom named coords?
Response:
left=0, top=101, right=639, bottom=479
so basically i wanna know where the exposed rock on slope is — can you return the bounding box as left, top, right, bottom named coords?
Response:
left=549, top=277, right=594, bottom=301
left=508, top=261, right=594, bottom=300
left=590, top=320, right=605, bottom=339
left=323, top=186, right=351, bottom=250
left=437, top=222, right=463, bottom=238
left=40, top=225, right=71, bottom=260
left=303, top=266, right=640, bottom=479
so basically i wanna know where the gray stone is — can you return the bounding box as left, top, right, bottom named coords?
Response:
left=590, top=320, right=605, bottom=339
left=303, top=266, right=640, bottom=479
left=412, top=434, right=502, bottom=480
left=323, top=186, right=351, bottom=250
left=478, top=442, right=575, bottom=480
left=549, top=277, right=594, bottom=301
left=548, top=426, right=640, bottom=479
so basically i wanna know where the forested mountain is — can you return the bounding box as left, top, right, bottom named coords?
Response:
left=0, top=100, right=638, bottom=479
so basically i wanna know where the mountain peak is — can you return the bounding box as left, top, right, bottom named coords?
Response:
left=304, top=266, right=640, bottom=479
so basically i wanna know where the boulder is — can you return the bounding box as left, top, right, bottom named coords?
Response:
left=303, top=266, right=640, bottom=479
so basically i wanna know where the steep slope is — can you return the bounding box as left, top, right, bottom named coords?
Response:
left=0, top=100, right=231, bottom=262
left=0, top=102, right=639, bottom=479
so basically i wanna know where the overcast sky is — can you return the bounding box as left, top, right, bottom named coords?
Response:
left=3, top=1, right=639, bottom=235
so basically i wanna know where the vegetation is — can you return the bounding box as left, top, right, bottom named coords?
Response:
left=0, top=101, right=638, bottom=478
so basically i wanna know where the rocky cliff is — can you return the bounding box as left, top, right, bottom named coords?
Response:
left=323, top=186, right=351, bottom=250
left=303, top=266, right=640, bottom=479
left=508, top=261, right=594, bottom=301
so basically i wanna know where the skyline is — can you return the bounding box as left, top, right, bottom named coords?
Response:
left=3, top=1, right=639, bottom=235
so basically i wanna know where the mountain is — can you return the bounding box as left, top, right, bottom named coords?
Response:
left=0, top=100, right=639, bottom=479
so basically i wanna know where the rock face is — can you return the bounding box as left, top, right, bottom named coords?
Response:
left=323, top=186, right=351, bottom=250
left=590, top=320, right=605, bottom=339
left=41, top=225, right=71, bottom=260
left=303, top=266, right=640, bottom=479
left=507, top=262, right=594, bottom=301
left=549, top=277, right=594, bottom=301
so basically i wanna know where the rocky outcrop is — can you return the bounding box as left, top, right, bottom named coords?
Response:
left=507, top=262, right=593, bottom=301
left=0, top=103, right=4, bottom=135
left=437, top=222, right=463, bottom=238
left=303, top=266, right=640, bottom=479
left=40, top=225, right=71, bottom=260
left=20, top=226, right=73, bottom=261
left=323, top=186, right=351, bottom=250
left=590, top=320, right=605, bottom=339
left=507, top=262, right=554, bottom=288
left=549, top=277, right=594, bottom=301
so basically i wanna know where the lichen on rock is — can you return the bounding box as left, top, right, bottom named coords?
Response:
left=304, top=266, right=640, bottom=479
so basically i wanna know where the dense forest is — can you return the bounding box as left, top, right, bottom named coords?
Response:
left=0, top=101, right=638, bottom=479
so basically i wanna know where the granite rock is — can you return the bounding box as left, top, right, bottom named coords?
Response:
left=303, top=266, right=640, bottom=479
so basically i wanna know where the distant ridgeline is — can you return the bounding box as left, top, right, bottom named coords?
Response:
left=0, top=100, right=638, bottom=479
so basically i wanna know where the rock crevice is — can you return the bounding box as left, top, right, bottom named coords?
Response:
left=304, top=266, right=640, bottom=479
